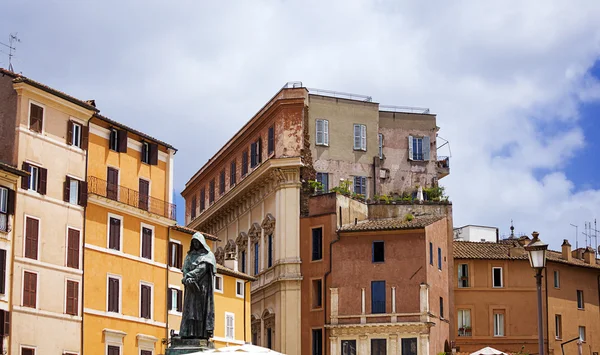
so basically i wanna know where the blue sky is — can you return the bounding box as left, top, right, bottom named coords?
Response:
left=2, top=1, right=600, bottom=249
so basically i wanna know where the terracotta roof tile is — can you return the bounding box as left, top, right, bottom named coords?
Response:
left=454, top=241, right=600, bottom=270
left=216, top=264, right=257, bottom=282
left=339, top=215, right=445, bottom=232
left=169, top=225, right=220, bottom=241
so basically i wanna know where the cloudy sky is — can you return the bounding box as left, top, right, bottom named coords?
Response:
left=3, top=1, right=600, bottom=250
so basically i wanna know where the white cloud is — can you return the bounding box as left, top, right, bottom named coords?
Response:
left=3, top=0, right=600, bottom=249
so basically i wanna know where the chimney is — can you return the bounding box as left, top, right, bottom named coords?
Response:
left=224, top=253, right=238, bottom=272
left=561, top=239, right=572, bottom=262
left=583, top=247, right=594, bottom=264
left=517, top=235, right=530, bottom=247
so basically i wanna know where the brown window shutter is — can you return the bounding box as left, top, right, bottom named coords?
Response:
left=168, top=242, right=173, bottom=266
left=257, top=138, right=263, bottom=163
left=140, top=284, right=150, bottom=318
left=21, top=162, right=30, bottom=189
left=25, top=217, right=39, bottom=260
left=142, top=227, right=152, bottom=259
left=23, top=272, right=37, bottom=308
left=1, top=310, right=8, bottom=336
left=38, top=167, right=47, bottom=195
left=141, top=142, right=148, bottom=162
left=167, top=288, right=172, bottom=310
left=177, top=289, right=182, bottom=311
left=0, top=249, right=6, bottom=294
left=109, top=218, right=120, bottom=250
left=67, top=121, right=73, bottom=145
left=67, top=229, right=80, bottom=269
left=177, top=243, right=183, bottom=269
left=66, top=280, right=78, bottom=315
left=149, top=143, right=158, bottom=165
left=78, top=181, right=87, bottom=207
left=63, top=176, right=71, bottom=202
left=6, top=189, right=15, bottom=215
left=118, top=130, right=128, bottom=153
left=81, top=125, right=89, bottom=150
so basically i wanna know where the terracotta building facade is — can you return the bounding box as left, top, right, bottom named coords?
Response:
left=454, top=237, right=600, bottom=355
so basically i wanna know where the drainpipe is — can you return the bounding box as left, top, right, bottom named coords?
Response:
left=545, top=267, right=549, bottom=355
left=323, top=207, right=343, bottom=355
left=244, top=279, right=250, bottom=343
left=165, top=227, right=171, bottom=351
left=81, top=117, right=91, bottom=355
left=372, top=156, right=378, bottom=198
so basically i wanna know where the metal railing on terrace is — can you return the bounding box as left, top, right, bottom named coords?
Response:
left=308, top=88, right=373, bottom=102
left=379, top=105, right=430, bottom=114
left=88, top=176, right=176, bottom=220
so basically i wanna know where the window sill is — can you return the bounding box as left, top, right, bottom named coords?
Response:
left=236, top=293, right=244, bottom=299
left=310, top=307, right=324, bottom=312
left=492, top=286, right=504, bottom=289
left=353, top=149, right=367, bottom=152
left=168, top=310, right=182, bottom=316
left=311, top=259, right=323, bottom=263
left=215, top=288, right=224, bottom=294
left=316, top=144, right=329, bottom=147
left=577, top=308, right=585, bottom=310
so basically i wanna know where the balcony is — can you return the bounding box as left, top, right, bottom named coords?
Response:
left=88, top=176, right=176, bottom=220
left=437, top=156, right=450, bottom=179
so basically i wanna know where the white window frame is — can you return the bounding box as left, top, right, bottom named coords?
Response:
left=214, top=274, right=223, bottom=294
left=553, top=270, right=560, bottom=288
left=577, top=290, right=584, bottom=309
left=458, top=263, right=469, bottom=288
left=493, top=312, right=505, bottom=336
left=106, top=344, right=122, bottom=355
left=169, top=286, right=180, bottom=313
left=378, top=133, right=383, bottom=159
left=139, top=281, right=154, bottom=320
left=23, top=215, right=41, bottom=260
left=109, top=128, right=119, bottom=151
left=20, top=345, right=37, bottom=355
left=64, top=277, right=80, bottom=316
left=69, top=178, right=80, bottom=205
left=457, top=309, right=471, bottom=333
left=579, top=326, right=586, bottom=342
left=21, top=269, right=39, bottom=309
left=139, top=223, right=155, bottom=261
left=106, top=213, right=124, bottom=252
left=225, top=312, right=235, bottom=340
left=142, top=142, right=150, bottom=164
left=316, top=119, right=329, bottom=146
left=353, top=176, right=367, bottom=195
left=106, top=273, right=122, bottom=314
left=492, top=267, right=503, bottom=288
left=28, top=165, right=39, bottom=191
left=169, top=239, right=182, bottom=270
left=353, top=124, right=367, bottom=151
left=28, top=100, right=45, bottom=133
left=555, top=314, right=562, bottom=340
left=0, top=187, right=8, bottom=213
left=72, top=121, right=82, bottom=148
left=236, top=280, right=244, bottom=299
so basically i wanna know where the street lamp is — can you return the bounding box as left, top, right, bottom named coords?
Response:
left=525, top=232, right=548, bottom=355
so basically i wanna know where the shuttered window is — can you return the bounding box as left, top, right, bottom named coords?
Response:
left=408, top=135, right=430, bottom=161
left=219, top=170, right=226, bottom=194
left=315, top=173, right=328, bottom=193
left=312, top=228, right=323, bottom=261
left=139, top=179, right=150, bottom=211
left=107, top=277, right=120, bottom=313
left=268, top=125, right=275, bottom=155
left=141, top=350, right=152, bottom=355
left=312, top=329, right=323, bottom=355
left=199, top=188, right=205, bottom=212
left=67, top=121, right=82, bottom=148
left=108, top=217, right=121, bottom=251
left=140, top=284, right=152, bottom=319
left=66, top=228, right=80, bottom=269
left=230, top=160, right=237, bottom=187
left=141, top=142, right=158, bottom=165
left=353, top=124, right=367, bottom=151
left=29, top=103, right=44, bottom=133
left=107, top=167, right=119, bottom=201
left=141, top=227, right=153, bottom=260
left=23, top=163, right=47, bottom=195
left=225, top=313, right=234, bottom=339
left=169, top=242, right=183, bottom=269
left=107, top=345, right=120, bottom=355
left=267, top=234, right=273, bottom=268
left=250, top=139, right=262, bottom=168
left=190, top=196, right=197, bottom=220
left=0, top=310, right=9, bottom=337
left=241, top=150, right=249, bottom=177
left=25, top=217, right=39, bottom=260
left=316, top=119, right=329, bottom=146
left=209, top=180, right=215, bottom=204
left=168, top=288, right=182, bottom=312
left=109, top=128, right=128, bottom=153
left=66, top=280, right=79, bottom=316
left=23, top=271, right=37, bottom=308
left=353, top=176, right=366, bottom=195
left=0, top=249, right=6, bottom=294
left=63, top=177, right=87, bottom=207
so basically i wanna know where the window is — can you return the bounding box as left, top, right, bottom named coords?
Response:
left=554, top=270, right=560, bottom=288
left=141, top=142, right=150, bottom=163
left=316, top=172, right=328, bottom=193
left=219, top=170, right=226, bottom=194
left=65, top=280, right=79, bottom=316
left=140, top=283, right=152, bottom=319
left=250, top=139, right=262, bottom=168
left=438, top=247, right=442, bottom=270
left=316, top=119, right=329, bottom=146
left=268, top=125, right=275, bottom=155
left=242, top=150, right=249, bottom=177
left=372, top=241, right=384, bottom=263
left=107, top=345, right=120, bottom=355
left=0, top=187, right=8, bottom=233
left=266, top=327, right=272, bottom=349
left=0, top=187, right=7, bottom=213
left=68, top=121, right=82, bottom=148
left=21, top=163, right=47, bottom=195
left=312, top=279, right=322, bottom=309
left=458, top=309, right=471, bottom=336
left=240, top=250, right=246, bottom=273
left=0, top=309, right=10, bottom=338
left=236, top=280, right=244, bottom=298
left=492, top=267, right=503, bottom=288
left=458, top=264, right=469, bottom=287
left=21, top=347, right=35, bottom=355
left=230, top=160, right=236, bottom=187
left=190, top=196, right=197, bottom=220
left=64, top=176, right=87, bottom=206
left=225, top=312, right=235, bottom=339
left=169, top=242, right=183, bottom=269
left=0, top=249, right=6, bottom=294
left=214, top=275, right=223, bottom=292
left=312, top=227, right=323, bottom=261
left=25, top=217, right=39, bottom=260
left=107, top=167, right=119, bottom=201
left=141, top=226, right=153, bottom=260
left=139, top=179, right=150, bottom=211
left=141, top=351, right=151, bottom=355
left=371, top=280, right=386, bottom=314
left=341, top=340, right=357, bottom=355
left=579, top=326, right=586, bottom=342
left=23, top=271, right=37, bottom=308
left=353, top=124, right=367, bottom=151
left=29, top=103, right=43, bottom=133
left=312, top=329, right=323, bottom=355
left=577, top=290, right=584, bottom=309
left=429, top=242, right=433, bottom=265
left=109, top=128, right=128, bottom=152
left=408, top=135, right=430, bottom=161
left=199, top=188, right=206, bottom=212
left=555, top=314, right=562, bottom=339
left=169, top=288, right=182, bottom=312
left=209, top=179, right=215, bottom=204
left=107, top=276, right=120, bottom=313
left=267, top=234, right=273, bottom=268
left=108, top=217, right=121, bottom=251
left=67, top=228, right=80, bottom=269
left=371, top=339, right=387, bottom=355
left=493, top=312, right=505, bottom=336
left=439, top=297, right=444, bottom=319
left=140, top=141, right=158, bottom=165
left=378, top=133, right=384, bottom=159
left=254, top=242, right=259, bottom=275
left=353, top=176, right=366, bottom=195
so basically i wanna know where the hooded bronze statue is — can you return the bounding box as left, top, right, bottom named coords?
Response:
left=179, top=232, right=216, bottom=339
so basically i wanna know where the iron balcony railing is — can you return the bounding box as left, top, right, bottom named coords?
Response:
left=88, top=176, right=176, bottom=220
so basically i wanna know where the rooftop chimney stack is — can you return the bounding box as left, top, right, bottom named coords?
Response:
left=583, top=247, right=594, bottom=264
left=561, top=239, right=572, bottom=261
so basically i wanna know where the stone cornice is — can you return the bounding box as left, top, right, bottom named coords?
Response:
left=326, top=322, right=432, bottom=336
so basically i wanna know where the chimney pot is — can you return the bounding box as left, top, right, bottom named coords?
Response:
left=583, top=247, right=594, bottom=264
left=562, top=239, right=572, bottom=261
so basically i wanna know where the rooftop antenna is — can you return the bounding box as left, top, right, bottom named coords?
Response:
left=509, top=220, right=515, bottom=239
left=0, top=33, right=21, bottom=72
left=570, top=223, right=578, bottom=250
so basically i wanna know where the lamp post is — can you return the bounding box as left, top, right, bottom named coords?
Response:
left=525, top=232, right=548, bottom=355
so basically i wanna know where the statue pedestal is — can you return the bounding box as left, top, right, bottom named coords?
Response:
left=166, top=337, right=214, bottom=354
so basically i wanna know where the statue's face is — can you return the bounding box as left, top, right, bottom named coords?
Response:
left=192, top=239, right=201, bottom=250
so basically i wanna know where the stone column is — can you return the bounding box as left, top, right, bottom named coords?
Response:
left=361, top=288, right=366, bottom=324
left=359, top=335, right=368, bottom=354
left=391, top=286, right=397, bottom=323
left=419, top=333, right=430, bottom=355
left=420, top=283, right=430, bottom=323
left=330, top=288, right=339, bottom=325
left=389, top=334, right=399, bottom=355
left=330, top=336, right=338, bottom=355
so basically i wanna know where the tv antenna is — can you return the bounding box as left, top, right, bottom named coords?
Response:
left=0, top=33, right=21, bottom=72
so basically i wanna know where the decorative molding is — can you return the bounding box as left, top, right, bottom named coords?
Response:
left=85, top=243, right=167, bottom=269
left=17, top=126, right=87, bottom=156
left=14, top=256, right=83, bottom=276
left=85, top=308, right=167, bottom=328
left=13, top=305, right=82, bottom=322
left=327, top=322, right=431, bottom=337
left=88, top=195, right=176, bottom=227
left=236, top=232, right=248, bottom=252
left=261, top=213, right=276, bottom=236
left=90, top=124, right=168, bottom=162
left=103, top=328, right=127, bottom=344
left=18, top=187, right=85, bottom=212
left=215, top=247, right=225, bottom=265
left=224, top=239, right=236, bottom=258
left=248, top=223, right=262, bottom=243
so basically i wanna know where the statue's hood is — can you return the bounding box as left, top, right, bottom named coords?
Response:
left=191, top=232, right=217, bottom=274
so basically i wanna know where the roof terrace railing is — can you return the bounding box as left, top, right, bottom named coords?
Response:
left=379, top=105, right=430, bottom=114
left=307, top=88, right=373, bottom=102
left=88, top=176, right=176, bottom=220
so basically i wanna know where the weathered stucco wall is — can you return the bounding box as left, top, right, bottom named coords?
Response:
left=0, top=74, right=18, bottom=165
